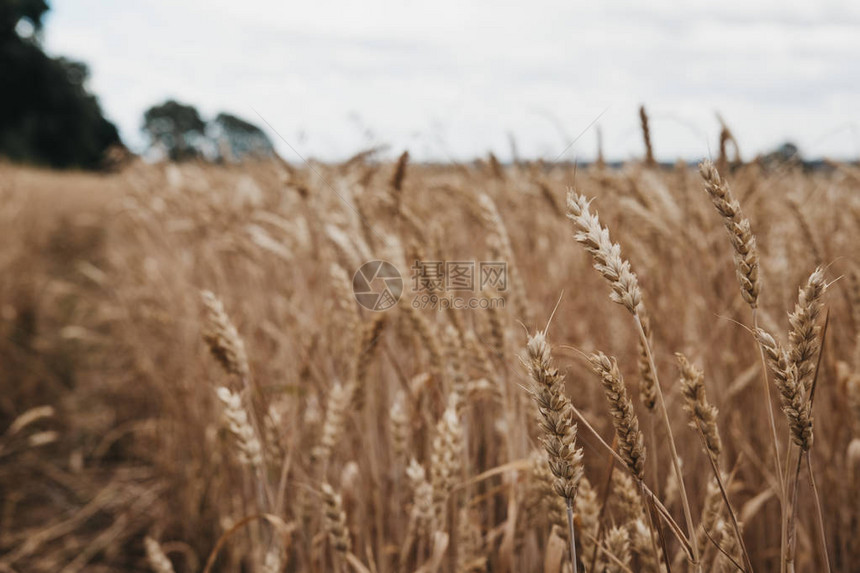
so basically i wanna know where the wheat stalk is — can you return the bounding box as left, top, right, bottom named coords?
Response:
left=788, top=267, right=827, bottom=394
left=589, top=352, right=646, bottom=479
left=676, top=354, right=722, bottom=463
left=351, top=314, right=387, bottom=410
left=602, top=525, right=632, bottom=573
left=312, top=382, right=352, bottom=464
left=523, top=329, right=584, bottom=570
left=639, top=105, right=656, bottom=167
left=567, top=188, right=698, bottom=569
left=566, top=191, right=641, bottom=315
left=201, top=290, right=249, bottom=379
left=321, top=482, right=352, bottom=556
left=144, top=536, right=176, bottom=573
left=755, top=329, right=813, bottom=451
left=215, top=386, right=264, bottom=468
left=698, top=160, right=759, bottom=309
left=430, top=398, right=464, bottom=522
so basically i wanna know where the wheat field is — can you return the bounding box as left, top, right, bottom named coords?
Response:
left=1, top=138, right=859, bottom=572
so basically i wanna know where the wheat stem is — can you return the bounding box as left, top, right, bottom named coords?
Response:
left=634, top=314, right=700, bottom=572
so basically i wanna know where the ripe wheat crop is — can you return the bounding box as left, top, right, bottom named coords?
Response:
left=1, top=125, right=860, bottom=572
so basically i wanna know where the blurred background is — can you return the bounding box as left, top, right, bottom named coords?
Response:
left=4, top=0, right=860, bottom=168
left=4, top=2, right=860, bottom=573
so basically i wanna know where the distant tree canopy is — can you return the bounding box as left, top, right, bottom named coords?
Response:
left=0, top=0, right=49, bottom=36
left=0, top=1, right=121, bottom=169
left=141, top=101, right=276, bottom=162
left=211, top=112, right=275, bottom=161
left=142, top=100, right=207, bottom=161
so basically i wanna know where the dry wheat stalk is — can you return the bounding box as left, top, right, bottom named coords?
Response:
left=406, top=306, right=444, bottom=378
left=144, top=536, right=176, bottom=573
left=576, top=477, right=600, bottom=572
left=848, top=372, right=860, bottom=433
left=201, top=290, right=250, bottom=379
left=390, top=391, right=410, bottom=463
left=589, top=352, right=645, bottom=479
left=264, top=402, right=286, bottom=465
left=639, top=105, right=656, bottom=167
left=330, top=263, right=360, bottom=336
left=755, top=329, right=813, bottom=451
left=612, top=472, right=645, bottom=523
left=262, top=548, right=283, bottom=573
left=443, top=324, right=468, bottom=408
left=677, top=353, right=722, bottom=462
left=524, top=329, right=584, bottom=570
left=391, top=150, right=409, bottom=207
left=698, top=160, right=760, bottom=309
left=430, top=399, right=464, bottom=521
left=596, top=125, right=606, bottom=169
left=787, top=267, right=827, bottom=394
left=663, top=458, right=680, bottom=509
left=484, top=303, right=506, bottom=360
left=637, top=311, right=658, bottom=411
left=690, top=478, right=723, bottom=572
left=351, top=314, right=387, bottom=410
left=478, top=192, right=531, bottom=324
left=406, top=458, right=436, bottom=536
left=525, top=331, right=585, bottom=500
left=321, top=482, right=352, bottom=555
left=567, top=188, right=697, bottom=566
left=456, top=508, right=488, bottom=572
left=312, top=382, right=352, bottom=463
left=215, top=386, right=263, bottom=468
left=566, top=191, right=642, bottom=314
left=714, top=519, right=743, bottom=573
left=602, top=525, right=632, bottom=573
left=528, top=449, right=568, bottom=533
left=786, top=200, right=823, bottom=267
left=631, top=518, right=665, bottom=573
left=488, top=151, right=504, bottom=180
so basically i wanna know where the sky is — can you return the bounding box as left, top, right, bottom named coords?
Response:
left=43, top=0, right=860, bottom=162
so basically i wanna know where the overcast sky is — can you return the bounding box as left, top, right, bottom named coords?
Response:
left=44, top=0, right=860, bottom=162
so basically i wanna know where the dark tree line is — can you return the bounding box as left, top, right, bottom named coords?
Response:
left=0, top=1, right=121, bottom=169
left=142, top=100, right=276, bottom=162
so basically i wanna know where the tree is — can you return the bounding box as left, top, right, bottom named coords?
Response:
left=210, top=112, right=275, bottom=161
left=0, top=0, right=49, bottom=38
left=0, top=1, right=121, bottom=169
left=142, top=100, right=207, bottom=161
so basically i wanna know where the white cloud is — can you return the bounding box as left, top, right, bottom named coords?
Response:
left=43, top=0, right=860, bottom=161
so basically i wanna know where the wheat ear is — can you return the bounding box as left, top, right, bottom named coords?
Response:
left=788, top=267, right=827, bottom=394
left=144, top=536, right=176, bottom=573
left=567, top=189, right=698, bottom=569
left=215, top=386, right=263, bottom=468
left=602, top=525, right=632, bottom=573
left=524, top=330, right=584, bottom=571
left=201, top=290, right=250, bottom=379
left=676, top=354, right=752, bottom=570
left=321, top=482, right=352, bottom=557
left=350, top=314, right=387, bottom=410
left=589, top=352, right=646, bottom=479
left=698, top=160, right=760, bottom=309
left=566, top=191, right=641, bottom=315
left=639, top=105, right=656, bottom=167
left=676, top=354, right=722, bottom=463
left=755, top=329, right=813, bottom=451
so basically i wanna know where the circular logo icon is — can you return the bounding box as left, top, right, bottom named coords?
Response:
left=353, top=260, right=403, bottom=311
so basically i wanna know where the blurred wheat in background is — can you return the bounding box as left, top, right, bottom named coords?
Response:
left=2, top=105, right=860, bottom=573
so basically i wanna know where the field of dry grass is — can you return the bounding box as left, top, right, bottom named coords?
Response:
left=1, top=147, right=859, bottom=572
